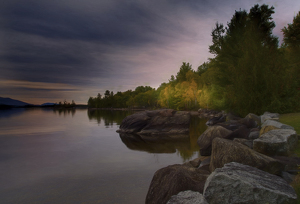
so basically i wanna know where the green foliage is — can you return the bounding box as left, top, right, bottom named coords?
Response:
left=56, top=100, right=76, bottom=108
left=88, top=5, right=300, bottom=114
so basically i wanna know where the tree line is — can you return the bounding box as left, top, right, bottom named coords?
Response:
left=88, top=4, right=300, bottom=116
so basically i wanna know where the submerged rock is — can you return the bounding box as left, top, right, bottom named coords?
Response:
left=204, top=162, right=297, bottom=204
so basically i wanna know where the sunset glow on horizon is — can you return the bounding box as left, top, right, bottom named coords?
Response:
left=1, top=0, right=299, bottom=104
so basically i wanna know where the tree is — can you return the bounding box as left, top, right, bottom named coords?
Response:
left=208, top=4, right=282, bottom=115
left=282, top=11, right=300, bottom=87
left=281, top=11, right=300, bottom=111
left=175, top=62, right=193, bottom=82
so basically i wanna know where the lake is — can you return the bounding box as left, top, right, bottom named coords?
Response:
left=0, top=108, right=207, bottom=204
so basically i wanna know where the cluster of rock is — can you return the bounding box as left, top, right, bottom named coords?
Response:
left=146, top=111, right=299, bottom=204
left=117, top=109, right=191, bottom=135
left=197, top=108, right=223, bottom=119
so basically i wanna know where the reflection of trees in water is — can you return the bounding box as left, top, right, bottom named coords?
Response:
left=119, top=116, right=208, bottom=162
left=87, top=110, right=137, bottom=127
left=53, top=108, right=76, bottom=117
left=88, top=110, right=208, bottom=161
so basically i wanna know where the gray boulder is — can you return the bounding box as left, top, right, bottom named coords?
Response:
left=210, top=137, right=284, bottom=175
left=253, top=129, right=298, bottom=156
left=204, top=162, right=297, bottom=204
left=249, top=131, right=259, bottom=140
left=245, top=113, right=261, bottom=127
left=197, top=126, right=232, bottom=156
left=117, top=109, right=191, bottom=135
left=146, top=164, right=210, bottom=204
left=167, top=191, right=208, bottom=204
left=262, top=120, right=294, bottom=130
left=261, top=112, right=280, bottom=123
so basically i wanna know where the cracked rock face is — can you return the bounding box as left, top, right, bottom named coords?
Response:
left=204, top=162, right=297, bottom=204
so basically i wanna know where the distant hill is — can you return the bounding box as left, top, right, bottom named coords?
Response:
left=0, top=97, right=32, bottom=106
left=41, top=102, right=57, bottom=106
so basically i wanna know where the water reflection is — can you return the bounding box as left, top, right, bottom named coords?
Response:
left=87, top=110, right=208, bottom=161
left=52, top=108, right=76, bottom=117
left=120, top=133, right=190, bottom=154
left=0, top=108, right=26, bottom=119
left=87, top=109, right=136, bottom=127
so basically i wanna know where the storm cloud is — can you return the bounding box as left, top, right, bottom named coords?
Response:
left=1, top=0, right=299, bottom=104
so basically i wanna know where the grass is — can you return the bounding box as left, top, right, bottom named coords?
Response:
left=280, top=112, right=300, bottom=203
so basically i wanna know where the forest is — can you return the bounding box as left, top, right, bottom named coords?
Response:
left=88, top=4, right=300, bottom=117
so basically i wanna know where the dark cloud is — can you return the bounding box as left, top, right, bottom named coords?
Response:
left=1, top=0, right=299, bottom=103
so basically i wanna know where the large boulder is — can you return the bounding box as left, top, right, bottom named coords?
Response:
left=210, top=137, right=284, bottom=175
left=146, top=164, right=210, bottom=204
left=248, top=130, right=260, bottom=140
left=253, top=129, right=298, bottom=156
left=225, top=125, right=250, bottom=140
left=259, top=125, right=279, bottom=136
left=237, top=117, right=257, bottom=129
left=245, top=113, right=261, bottom=127
left=203, top=162, right=297, bottom=204
left=117, top=109, right=191, bottom=135
left=117, top=111, right=150, bottom=133
left=167, top=191, right=208, bottom=204
left=197, top=126, right=232, bottom=156
left=233, top=138, right=253, bottom=149
left=261, top=119, right=294, bottom=130
left=261, top=112, right=280, bottom=123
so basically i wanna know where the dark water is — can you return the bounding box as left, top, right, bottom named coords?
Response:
left=0, top=108, right=207, bottom=204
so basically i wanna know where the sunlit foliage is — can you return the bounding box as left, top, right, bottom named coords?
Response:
left=88, top=5, right=300, bottom=115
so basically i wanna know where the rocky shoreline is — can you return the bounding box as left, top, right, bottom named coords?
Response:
left=117, top=109, right=300, bottom=203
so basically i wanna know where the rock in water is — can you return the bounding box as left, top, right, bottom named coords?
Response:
left=204, top=162, right=297, bottom=204
left=117, top=111, right=150, bottom=133
left=117, top=109, right=191, bottom=135
left=253, top=129, right=298, bottom=156
left=167, top=190, right=208, bottom=204
left=210, top=137, right=284, bottom=175
left=146, top=164, right=210, bottom=204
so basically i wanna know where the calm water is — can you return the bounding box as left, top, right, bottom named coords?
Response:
left=0, top=108, right=207, bottom=204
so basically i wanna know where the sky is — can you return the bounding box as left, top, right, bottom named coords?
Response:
left=1, top=0, right=299, bottom=104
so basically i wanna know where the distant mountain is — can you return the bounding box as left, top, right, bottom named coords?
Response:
left=0, top=97, right=32, bottom=106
